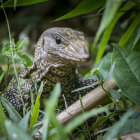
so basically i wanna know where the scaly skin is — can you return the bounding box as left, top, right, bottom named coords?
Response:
left=1, top=27, right=97, bottom=114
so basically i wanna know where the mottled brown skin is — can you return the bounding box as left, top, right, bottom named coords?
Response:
left=1, top=27, right=96, bottom=114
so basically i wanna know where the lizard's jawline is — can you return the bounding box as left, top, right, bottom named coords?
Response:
left=58, top=51, right=89, bottom=63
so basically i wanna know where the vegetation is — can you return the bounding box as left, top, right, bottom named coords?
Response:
left=0, top=0, right=140, bottom=139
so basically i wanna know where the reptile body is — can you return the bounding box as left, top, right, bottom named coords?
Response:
left=1, top=27, right=96, bottom=114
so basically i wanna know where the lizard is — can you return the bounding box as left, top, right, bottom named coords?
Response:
left=1, top=27, right=97, bottom=115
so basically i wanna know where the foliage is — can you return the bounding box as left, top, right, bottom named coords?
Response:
left=0, top=0, right=140, bottom=139
left=112, top=44, right=140, bottom=106
left=56, top=0, right=105, bottom=21
left=30, top=82, right=43, bottom=128
left=1, top=0, right=48, bottom=8
left=2, top=38, right=33, bottom=66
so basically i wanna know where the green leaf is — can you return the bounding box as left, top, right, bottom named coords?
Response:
left=125, top=26, right=140, bottom=50
left=0, top=103, right=7, bottom=136
left=65, top=104, right=110, bottom=133
left=103, top=109, right=134, bottom=140
left=95, top=53, right=113, bottom=81
left=134, top=37, right=140, bottom=52
left=118, top=118, right=140, bottom=136
left=94, top=0, right=122, bottom=45
left=1, top=97, right=22, bottom=123
left=16, top=38, right=27, bottom=50
left=0, top=72, right=4, bottom=84
left=72, top=82, right=98, bottom=93
left=30, top=82, right=43, bottom=128
left=95, top=4, right=135, bottom=63
left=119, top=14, right=140, bottom=47
left=49, top=83, right=61, bottom=108
left=108, top=89, right=121, bottom=101
left=20, top=54, right=33, bottom=66
left=41, top=115, right=50, bottom=140
left=18, top=111, right=31, bottom=131
left=5, top=120, right=32, bottom=140
left=112, top=44, right=140, bottom=106
left=56, top=0, right=105, bottom=21
left=42, top=83, right=61, bottom=140
left=94, top=113, right=115, bottom=129
left=44, top=83, right=68, bottom=140
left=1, top=0, right=48, bottom=7
left=2, top=46, right=14, bottom=58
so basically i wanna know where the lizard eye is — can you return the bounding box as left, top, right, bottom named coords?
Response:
left=55, top=37, right=61, bottom=44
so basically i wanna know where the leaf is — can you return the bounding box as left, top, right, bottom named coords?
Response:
left=41, top=116, right=50, bottom=140
left=94, top=113, right=115, bottom=129
left=30, top=82, right=43, bottom=128
left=95, top=4, right=135, bottom=63
left=1, top=97, right=22, bottom=123
left=5, top=120, right=32, bottom=140
left=118, top=118, right=140, bottom=136
left=2, top=46, right=14, bottom=58
left=18, top=111, right=31, bottom=131
left=44, top=83, right=68, bottom=140
left=103, top=109, right=134, bottom=140
left=108, top=89, right=121, bottom=101
left=72, top=82, right=98, bottom=93
left=65, top=104, right=110, bottom=133
left=1, top=0, right=48, bottom=7
left=42, top=83, right=61, bottom=140
left=125, top=26, right=140, bottom=51
left=0, top=66, right=4, bottom=75
left=0, top=72, right=4, bottom=84
left=112, top=44, right=140, bottom=106
left=49, top=83, right=61, bottom=108
left=0, top=103, right=7, bottom=136
left=119, top=14, right=140, bottom=47
left=16, top=38, right=27, bottom=50
left=95, top=53, right=113, bottom=81
left=134, top=38, right=140, bottom=52
left=20, top=54, right=33, bottom=66
left=56, top=0, right=105, bottom=21
left=94, top=0, right=122, bottom=45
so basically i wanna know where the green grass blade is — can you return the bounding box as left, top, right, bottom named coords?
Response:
left=95, top=4, right=135, bottom=63
left=46, top=103, right=68, bottom=140
left=56, top=0, right=105, bottom=21
left=42, top=83, right=61, bottom=140
left=14, top=0, right=17, bottom=9
left=41, top=115, right=50, bottom=140
left=1, top=0, right=48, bottom=8
left=94, top=0, right=122, bottom=45
left=119, top=14, right=140, bottom=46
left=44, top=83, right=68, bottom=139
left=5, top=120, right=32, bottom=140
left=18, top=111, right=31, bottom=131
left=49, top=83, right=61, bottom=108
left=0, top=103, right=7, bottom=137
left=0, top=72, right=4, bottom=84
left=1, top=97, right=22, bottom=123
left=30, top=82, right=43, bottom=128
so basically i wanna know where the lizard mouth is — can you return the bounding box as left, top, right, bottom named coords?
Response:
left=58, top=51, right=90, bottom=63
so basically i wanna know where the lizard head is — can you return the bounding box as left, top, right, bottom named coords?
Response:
left=36, top=27, right=90, bottom=65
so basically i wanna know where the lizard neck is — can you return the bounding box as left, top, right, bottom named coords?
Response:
left=41, top=64, right=78, bottom=98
